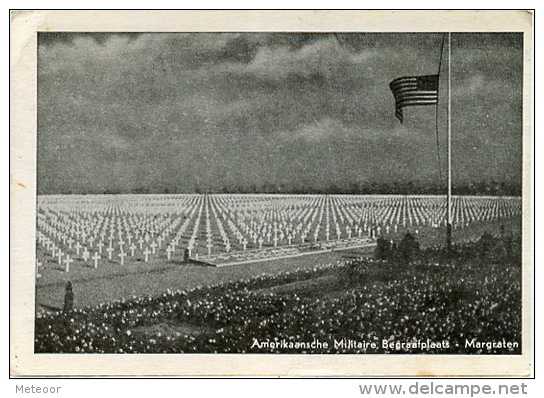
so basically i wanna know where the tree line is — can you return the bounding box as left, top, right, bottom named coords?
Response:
left=42, top=179, right=521, bottom=196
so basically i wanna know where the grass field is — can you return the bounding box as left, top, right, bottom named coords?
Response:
left=35, top=231, right=522, bottom=354
left=36, top=215, right=520, bottom=312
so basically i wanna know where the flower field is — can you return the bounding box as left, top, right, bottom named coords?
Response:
left=35, top=233, right=522, bottom=354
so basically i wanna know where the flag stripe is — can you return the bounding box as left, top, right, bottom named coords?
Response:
left=390, top=82, right=418, bottom=89
left=395, top=94, right=438, bottom=101
left=398, top=97, right=438, bottom=102
left=397, top=100, right=438, bottom=106
left=395, top=96, right=438, bottom=104
left=390, top=77, right=417, bottom=84
left=394, top=88, right=438, bottom=95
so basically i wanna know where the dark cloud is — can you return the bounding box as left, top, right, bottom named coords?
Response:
left=37, top=32, right=523, bottom=194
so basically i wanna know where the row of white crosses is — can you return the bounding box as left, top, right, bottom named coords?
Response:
left=36, top=197, right=203, bottom=271
left=208, top=194, right=522, bottom=254
left=333, top=195, right=522, bottom=231
left=36, top=229, right=99, bottom=272
left=211, top=195, right=373, bottom=250
left=36, top=194, right=523, bottom=269
left=204, top=195, right=355, bottom=253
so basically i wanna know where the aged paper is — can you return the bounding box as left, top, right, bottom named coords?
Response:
left=11, top=10, right=533, bottom=376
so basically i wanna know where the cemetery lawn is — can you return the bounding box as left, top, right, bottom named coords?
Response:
left=36, top=250, right=354, bottom=312
left=36, top=217, right=520, bottom=313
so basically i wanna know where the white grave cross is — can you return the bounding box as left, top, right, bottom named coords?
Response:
left=118, top=251, right=127, bottom=266
left=82, top=248, right=90, bottom=262
left=106, top=246, right=114, bottom=260
left=143, top=248, right=151, bottom=262
left=92, top=252, right=100, bottom=269
left=64, top=255, right=73, bottom=272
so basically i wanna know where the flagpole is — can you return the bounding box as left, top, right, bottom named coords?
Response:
left=446, top=32, right=452, bottom=252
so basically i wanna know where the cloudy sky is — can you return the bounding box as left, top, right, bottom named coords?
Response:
left=37, top=32, right=523, bottom=194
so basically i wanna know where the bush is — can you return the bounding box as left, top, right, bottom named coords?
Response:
left=375, top=237, right=394, bottom=260
left=397, top=232, right=421, bottom=261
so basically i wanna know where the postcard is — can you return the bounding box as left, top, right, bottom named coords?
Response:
left=10, top=10, right=533, bottom=376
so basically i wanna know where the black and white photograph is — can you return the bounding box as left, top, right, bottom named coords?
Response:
left=11, top=10, right=533, bottom=377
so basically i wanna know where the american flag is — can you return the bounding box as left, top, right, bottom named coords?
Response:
left=389, top=74, right=439, bottom=123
